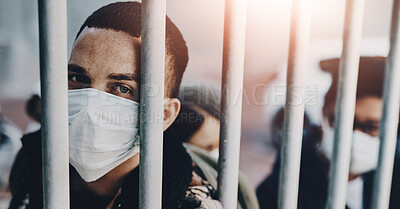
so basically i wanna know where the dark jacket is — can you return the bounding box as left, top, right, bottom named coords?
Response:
left=8, top=128, right=223, bottom=209
left=256, top=126, right=400, bottom=209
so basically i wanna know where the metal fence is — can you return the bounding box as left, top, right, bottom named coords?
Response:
left=38, top=0, right=69, bottom=208
left=37, top=0, right=400, bottom=209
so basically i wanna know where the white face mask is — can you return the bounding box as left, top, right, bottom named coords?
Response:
left=68, top=88, right=140, bottom=182
left=320, top=120, right=380, bottom=174
left=209, top=148, right=219, bottom=159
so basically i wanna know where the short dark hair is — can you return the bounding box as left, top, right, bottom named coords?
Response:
left=26, top=94, right=41, bottom=123
left=270, top=108, right=312, bottom=149
left=173, top=105, right=205, bottom=142
left=321, top=56, right=385, bottom=121
left=76, top=1, right=189, bottom=97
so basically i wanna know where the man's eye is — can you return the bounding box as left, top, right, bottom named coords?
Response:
left=108, top=84, right=137, bottom=101
left=69, top=74, right=89, bottom=83
left=117, top=85, right=131, bottom=94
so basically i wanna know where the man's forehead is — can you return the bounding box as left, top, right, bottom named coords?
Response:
left=354, top=96, right=383, bottom=121
left=71, top=27, right=141, bottom=58
left=69, top=26, right=141, bottom=77
left=75, top=26, right=141, bottom=47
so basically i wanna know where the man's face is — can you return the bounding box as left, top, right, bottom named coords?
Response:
left=68, top=27, right=141, bottom=101
left=68, top=27, right=182, bottom=196
left=325, top=96, right=383, bottom=137
left=322, top=96, right=383, bottom=176
left=68, top=27, right=142, bottom=195
left=353, top=96, right=382, bottom=137
left=187, top=106, right=220, bottom=152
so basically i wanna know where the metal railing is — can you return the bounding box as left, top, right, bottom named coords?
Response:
left=325, top=0, right=366, bottom=209
left=217, top=0, right=247, bottom=208
left=371, top=1, right=400, bottom=209
left=36, top=0, right=400, bottom=209
left=38, top=0, right=69, bottom=208
left=138, top=0, right=167, bottom=209
left=277, top=0, right=312, bottom=209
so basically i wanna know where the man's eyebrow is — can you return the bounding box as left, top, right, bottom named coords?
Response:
left=107, top=73, right=139, bottom=83
left=68, top=64, right=87, bottom=75
left=355, top=119, right=380, bottom=126
left=364, top=120, right=380, bottom=125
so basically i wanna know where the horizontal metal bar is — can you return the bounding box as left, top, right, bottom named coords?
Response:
left=277, top=0, right=312, bottom=209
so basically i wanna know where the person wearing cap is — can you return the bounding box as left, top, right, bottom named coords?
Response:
left=257, top=56, right=400, bottom=209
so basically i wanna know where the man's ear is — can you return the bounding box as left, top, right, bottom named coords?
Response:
left=163, top=98, right=181, bottom=131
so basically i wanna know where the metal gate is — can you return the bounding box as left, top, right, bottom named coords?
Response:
left=37, top=0, right=400, bottom=209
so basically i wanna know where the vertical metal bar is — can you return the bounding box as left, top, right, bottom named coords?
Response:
left=277, top=1, right=312, bottom=209
left=325, top=0, right=365, bottom=209
left=139, top=0, right=166, bottom=209
left=38, top=0, right=69, bottom=208
left=217, top=0, right=247, bottom=208
left=371, top=1, right=400, bottom=208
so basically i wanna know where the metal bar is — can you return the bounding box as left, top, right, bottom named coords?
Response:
left=217, top=0, right=247, bottom=208
left=38, top=0, right=69, bottom=208
left=277, top=0, right=312, bottom=209
left=371, top=1, right=400, bottom=208
left=139, top=0, right=166, bottom=208
left=325, top=0, right=365, bottom=209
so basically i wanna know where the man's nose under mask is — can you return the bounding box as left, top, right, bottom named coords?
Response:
left=320, top=121, right=380, bottom=174
left=68, top=88, right=141, bottom=182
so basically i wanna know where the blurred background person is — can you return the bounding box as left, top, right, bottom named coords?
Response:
left=173, top=83, right=221, bottom=158
left=0, top=106, right=22, bottom=208
left=264, top=38, right=389, bottom=130
left=269, top=108, right=313, bottom=151
left=257, top=56, right=400, bottom=209
left=25, top=94, right=41, bottom=133
left=7, top=93, right=42, bottom=209
left=24, top=82, right=41, bottom=134
left=173, top=83, right=260, bottom=209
